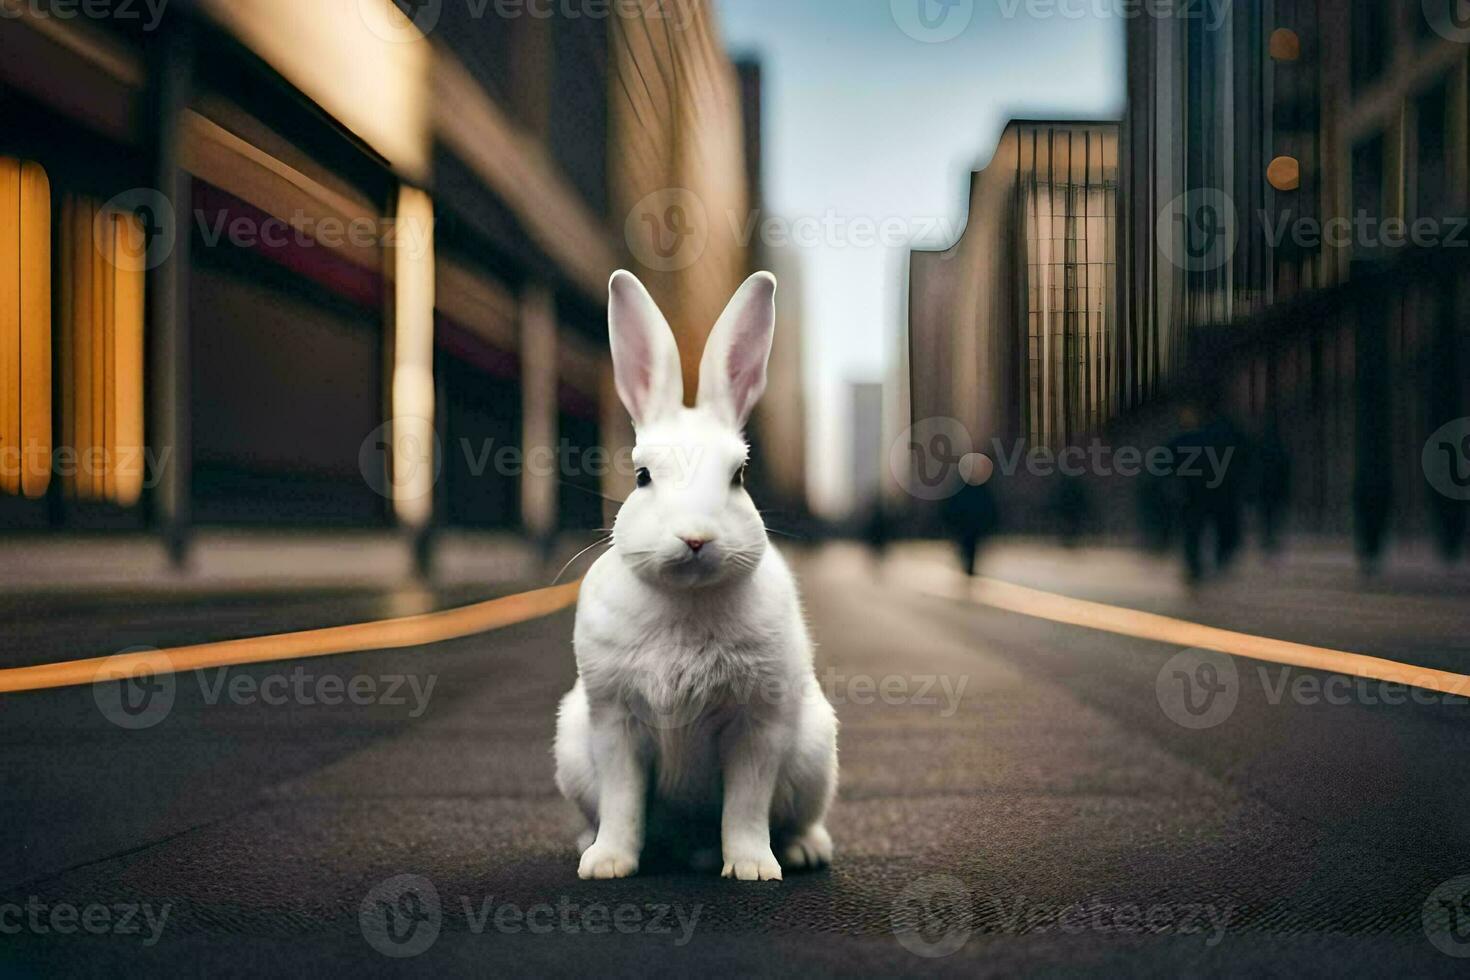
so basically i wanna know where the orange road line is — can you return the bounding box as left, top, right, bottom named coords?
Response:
left=0, top=580, right=581, bottom=695
left=906, top=564, right=1470, bottom=698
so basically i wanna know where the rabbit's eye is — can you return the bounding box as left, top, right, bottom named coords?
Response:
left=636, top=467, right=652, bottom=488
left=732, top=463, right=748, bottom=487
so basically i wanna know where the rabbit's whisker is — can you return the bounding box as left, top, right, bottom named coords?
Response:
left=557, top=480, right=627, bottom=506
left=552, top=536, right=614, bottom=585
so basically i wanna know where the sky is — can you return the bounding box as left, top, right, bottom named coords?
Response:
left=713, top=0, right=1124, bottom=517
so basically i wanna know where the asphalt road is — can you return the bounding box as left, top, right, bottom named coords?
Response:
left=3, top=541, right=1470, bottom=977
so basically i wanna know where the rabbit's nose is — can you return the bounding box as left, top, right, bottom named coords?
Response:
left=680, top=536, right=707, bottom=553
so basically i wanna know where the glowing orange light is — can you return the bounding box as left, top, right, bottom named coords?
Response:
left=1268, top=29, right=1301, bottom=62
left=1267, top=156, right=1301, bottom=192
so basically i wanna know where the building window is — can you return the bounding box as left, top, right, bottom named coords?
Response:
left=1351, top=133, right=1387, bottom=264
left=1350, top=0, right=1391, bottom=93
left=58, top=196, right=147, bottom=506
left=1415, top=79, right=1450, bottom=222
left=1419, top=0, right=1457, bottom=42
left=1022, top=168, right=1117, bottom=450
left=0, top=158, right=51, bottom=499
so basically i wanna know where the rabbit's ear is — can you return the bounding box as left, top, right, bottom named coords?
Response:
left=697, top=272, right=776, bottom=429
left=609, top=270, right=684, bottom=427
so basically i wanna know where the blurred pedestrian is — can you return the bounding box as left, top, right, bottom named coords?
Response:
left=1354, top=477, right=1392, bottom=576
left=864, top=502, right=892, bottom=576
left=1255, top=420, right=1292, bottom=556
left=1049, top=474, right=1092, bottom=548
left=943, top=479, right=999, bottom=577
left=1169, top=399, right=1246, bottom=584
left=1136, top=470, right=1174, bottom=553
left=864, top=502, right=891, bottom=556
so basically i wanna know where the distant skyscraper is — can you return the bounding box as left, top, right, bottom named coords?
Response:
left=849, top=382, right=884, bottom=518
left=612, top=2, right=751, bottom=401
left=909, top=119, right=1121, bottom=453
left=736, top=57, right=809, bottom=515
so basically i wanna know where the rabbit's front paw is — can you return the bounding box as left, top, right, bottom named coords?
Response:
left=780, top=824, right=833, bottom=871
left=721, top=845, right=782, bottom=882
left=578, top=840, right=639, bottom=880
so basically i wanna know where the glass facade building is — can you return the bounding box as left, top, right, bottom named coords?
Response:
left=908, top=120, right=1120, bottom=455
left=1118, top=0, right=1469, bottom=555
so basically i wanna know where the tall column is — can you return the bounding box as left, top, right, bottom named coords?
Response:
left=391, top=185, right=437, bottom=533
left=148, top=23, right=193, bottom=566
left=520, top=283, right=558, bottom=542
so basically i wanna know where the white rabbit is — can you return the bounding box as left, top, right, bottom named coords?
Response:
left=554, top=269, right=837, bottom=882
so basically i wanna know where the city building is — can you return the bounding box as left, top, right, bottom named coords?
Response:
left=908, top=119, right=1121, bottom=457
left=1119, top=0, right=1469, bottom=556
left=848, top=381, right=884, bottom=520
left=735, top=58, right=809, bottom=517
left=0, top=0, right=766, bottom=572
left=612, top=0, right=751, bottom=402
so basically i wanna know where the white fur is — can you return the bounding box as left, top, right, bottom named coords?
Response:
left=554, top=270, right=838, bottom=881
